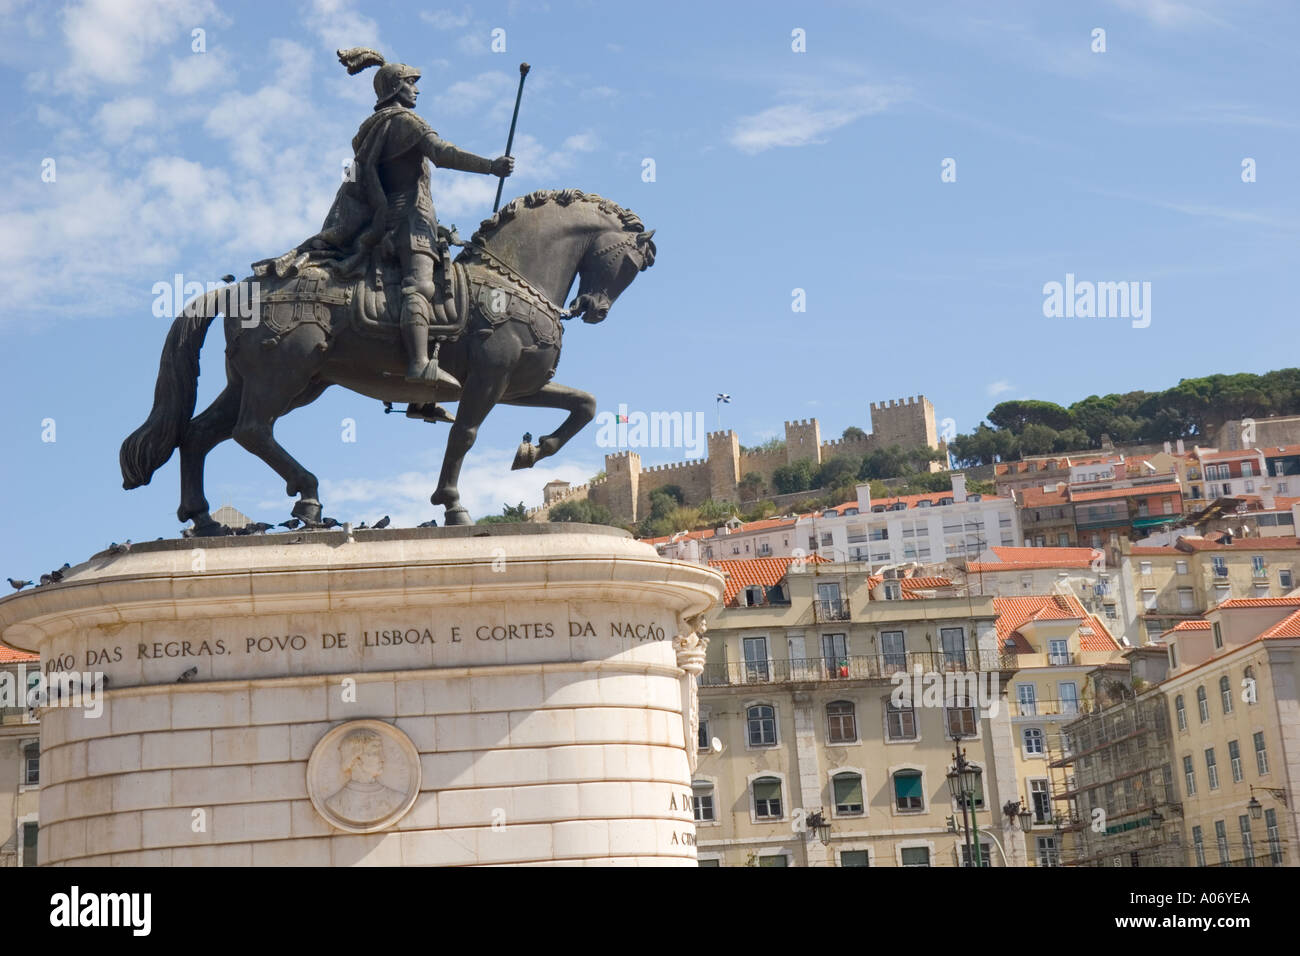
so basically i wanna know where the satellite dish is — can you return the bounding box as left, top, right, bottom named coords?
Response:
left=710, top=737, right=723, bottom=754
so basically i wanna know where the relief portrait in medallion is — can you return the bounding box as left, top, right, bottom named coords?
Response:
left=308, top=720, right=422, bottom=833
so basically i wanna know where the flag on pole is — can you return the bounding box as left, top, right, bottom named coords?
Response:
left=716, top=393, right=731, bottom=404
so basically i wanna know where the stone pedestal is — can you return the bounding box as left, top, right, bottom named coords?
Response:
left=0, top=526, right=722, bottom=866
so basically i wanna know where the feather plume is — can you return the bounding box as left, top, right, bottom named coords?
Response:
left=337, top=47, right=385, bottom=75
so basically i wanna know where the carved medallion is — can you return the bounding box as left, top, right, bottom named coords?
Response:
left=307, top=719, right=422, bottom=833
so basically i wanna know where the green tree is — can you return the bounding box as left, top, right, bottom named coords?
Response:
left=738, top=471, right=765, bottom=502
left=987, top=399, right=1074, bottom=433
left=548, top=499, right=617, bottom=525
left=842, top=426, right=867, bottom=441
left=772, top=458, right=818, bottom=494
left=476, top=501, right=529, bottom=525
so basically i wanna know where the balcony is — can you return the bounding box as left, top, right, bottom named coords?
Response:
left=1009, top=698, right=1086, bottom=718
left=699, top=650, right=1013, bottom=687
left=1, top=705, right=37, bottom=725
left=813, top=598, right=851, bottom=623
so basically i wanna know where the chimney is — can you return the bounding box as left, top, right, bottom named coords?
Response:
left=856, top=482, right=872, bottom=511
left=1176, top=438, right=1185, bottom=455
left=1262, top=484, right=1276, bottom=510
left=951, top=473, right=967, bottom=504
left=1164, top=441, right=1172, bottom=454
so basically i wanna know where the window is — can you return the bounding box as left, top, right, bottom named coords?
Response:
left=20, top=822, right=37, bottom=868
left=692, top=781, right=715, bottom=823
left=1178, top=588, right=1194, bottom=610
left=1192, top=826, right=1206, bottom=866
left=1175, top=559, right=1189, bottom=575
left=1214, top=584, right=1231, bottom=605
left=23, top=742, right=39, bottom=786
left=1029, top=778, right=1051, bottom=824
left=1017, top=683, right=1037, bottom=716
left=886, top=699, right=917, bottom=741
left=1139, top=560, right=1153, bottom=576
left=1254, top=732, right=1269, bottom=775
left=1141, top=588, right=1157, bottom=610
left=1213, top=622, right=1223, bottom=649
left=1059, top=682, right=1079, bottom=716
left=1252, top=555, right=1265, bottom=576
left=893, top=770, right=923, bottom=811
left=1281, top=569, right=1293, bottom=589
left=1243, top=461, right=1255, bottom=478
left=1196, top=686, right=1209, bottom=723
left=1023, top=727, right=1045, bottom=755
left=1239, top=815, right=1256, bottom=868
left=1215, top=820, right=1230, bottom=865
left=900, top=846, right=930, bottom=867
left=697, top=858, right=720, bottom=867
left=1036, top=836, right=1060, bottom=867
left=1048, top=639, right=1069, bottom=665
left=826, top=700, right=856, bottom=744
left=1266, top=809, right=1283, bottom=864
left=1205, top=748, right=1220, bottom=790
left=940, top=627, right=966, bottom=668
left=840, top=850, right=869, bottom=867
left=822, top=633, right=848, bottom=675
left=1219, top=676, right=1232, bottom=715
left=1244, top=666, right=1257, bottom=704
left=746, top=704, right=777, bottom=747
left=742, top=584, right=765, bottom=607
left=960, top=842, right=993, bottom=867
left=742, top=636, right=769, bottom=682
left=1229, top=739, right=1243, bottom=782
left=1175, top=695, right=1187, bottom=731
left=752, top=776, right=783, bottom=819
left=1169, top=643, right=1179, bottom=669
left=758, top=854, right=788, bottom=867
left=883, top=581, right=901, bottom=601
left=1213, top=557, right=1228, bottom=578
left=1058, top=533, right=1070, bottom=547
left=880, top=630, right=906, bottom=671
left=698, top=714, right=710, bottom=751
left=832, top=772, right=864, bottom=815
left=945, top=696, right=977, bottom=738
left=1184, top=755, right=1197, bottom=795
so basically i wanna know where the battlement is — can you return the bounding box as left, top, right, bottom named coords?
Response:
left=643, top=459, right=707, bottom=474
left=784, top=418, right=817, bottom=427
left=869, top=395, right=931, bottom=412
left=707, top=430, right=738, bottom=442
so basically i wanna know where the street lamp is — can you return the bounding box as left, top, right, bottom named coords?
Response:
left=1150, top=808, right=1164, bottom=831
left=804, top=809, right=832, bottom=845
left=1248, top=785, right=1289, bottom=821
left=1003, top=800, right=1034, bottom=833
left=947, top=741, right=984, bottom=867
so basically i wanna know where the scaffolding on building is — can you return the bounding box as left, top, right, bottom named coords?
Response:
left=1047, top=691, right=1187, bottom=867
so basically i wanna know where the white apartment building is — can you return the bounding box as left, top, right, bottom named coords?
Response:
left=796, top=476, right=1021, bottom=570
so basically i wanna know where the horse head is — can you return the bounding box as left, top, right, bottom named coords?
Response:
left=569, top=226, right=655, bottom=324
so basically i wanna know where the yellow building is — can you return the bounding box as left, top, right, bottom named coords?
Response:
left=0, top=646, right=40, bottom=868
left=1159, top=598, right=1300, bottom=866
left=995, top=594, right=1125, bottom=865
left=694, top=557, right=1027, bottom=866
left=1121, top=536, right=1300, bottom=644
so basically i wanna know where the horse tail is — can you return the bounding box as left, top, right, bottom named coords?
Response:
left=119, top=290, right=223, bottom=489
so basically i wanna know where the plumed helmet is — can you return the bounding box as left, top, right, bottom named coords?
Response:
left=336, top=47, right=421, bottom=108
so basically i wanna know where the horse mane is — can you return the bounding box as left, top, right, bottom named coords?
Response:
left=469, top=188, right=645, bottom=245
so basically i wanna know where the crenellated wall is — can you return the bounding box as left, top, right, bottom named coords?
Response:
left=537, top=397, right=943, bottom=523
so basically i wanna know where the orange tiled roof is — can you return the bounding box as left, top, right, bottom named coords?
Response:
left=708, top=555, right=828, bottom=606
left=1176, top=537, right=1300, bottom=552
left=969, top=546, right=1101, bottom=571
left=830, top=491, right=1009, bottom=513
left=1068, top=482, right=1182, bottom=503
left=1171, top=620, right=1212, bottom=630
left=993, top=593, right=1120, bottom=654
left=1263, top=445, right=1300, bottom=457
left=1017, top=484, right=1069, bottom=507
left=1259, top=609, right=1300, bottom=639
left=1214, top=596, right=1300, bottom=610
left=0, top=644, right=38, bottom=663
left=1198, top=448, right=1265, bottom=461
left=901, top=576, right=952, bottom=589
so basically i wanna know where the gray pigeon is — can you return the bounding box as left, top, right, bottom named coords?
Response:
left=39, top=574, right=52, bottom=586
left=177, top=666, right=198, bottom=683
left=279, top=518, right=302, bottom=529
left=320, top=517, right=340, bottom=528
left=7, top=578, right=32, bottom=590
left=108, top=540, right=132, bottom=554
left=374, top=515, right=391, bottom=529
left=418, top=519, right=438, bottom=528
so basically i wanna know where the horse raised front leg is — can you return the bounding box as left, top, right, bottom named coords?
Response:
left=432, top=372, right=510, bottom=525
left=503, top=383, right=597, bottom=470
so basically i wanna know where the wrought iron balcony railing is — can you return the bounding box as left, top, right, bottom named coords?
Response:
left=698, top=650, right=1013, bottom=687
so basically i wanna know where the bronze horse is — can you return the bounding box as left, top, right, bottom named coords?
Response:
left=120, top=189, right=656, bottom=532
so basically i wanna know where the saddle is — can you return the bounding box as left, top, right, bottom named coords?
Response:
left=353, top=255, right=469, bottom=342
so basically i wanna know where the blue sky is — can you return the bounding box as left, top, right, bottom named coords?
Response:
left=0, top=0, right=1297, bottom=580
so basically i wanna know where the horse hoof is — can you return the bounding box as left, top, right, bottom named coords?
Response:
left=443, top=506, right=472, bottom=526
left=293, top=498, right=323, bottom=523
left=193, top=520, right=231, bottom=538
left=511, top=442, right=539, bottom=470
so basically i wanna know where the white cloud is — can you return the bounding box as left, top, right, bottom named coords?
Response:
left=562, top=131, right=598, bottom=152
left=263, top=448, right=601, bottom=526
left=420, top=8, right=472, bottom=30
left=1109, top=0, right=1229, bottom=29
left=94, top=95, right=156, bottom=144
left=430, top=70, right=513, bottom=116
left=305, top=0, right=381, bottom=52
left=729, top=84, right=906, bottom=154
left=56, top=0, right=220, bottom=91
left=987, top=380, right=1015, bottom=397
left=167, top=47, right=232, bottom=95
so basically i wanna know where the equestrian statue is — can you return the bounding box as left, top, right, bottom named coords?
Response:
left=120, top=49, right=656, bottom=532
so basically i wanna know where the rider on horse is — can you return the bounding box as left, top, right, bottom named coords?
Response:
left=304, top=48, right=514, bottom=404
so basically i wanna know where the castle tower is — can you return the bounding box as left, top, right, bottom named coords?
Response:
left=604, top=450, right=642, bottom=522
left=784, top=419, right=822, bottom=465
left=869, top=396, right=940, bottom=469
left=707, top=430, right=741, bottom=502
